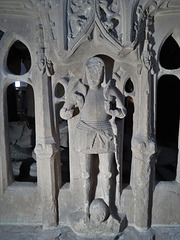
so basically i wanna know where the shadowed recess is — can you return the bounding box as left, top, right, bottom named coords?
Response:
left=7, top=82, right=36, bottom=183
left=7, top=40, right=31, bottom=75
left=156, top=75, right=180, bottom=181
left=160, top=35, right=180, bottom=70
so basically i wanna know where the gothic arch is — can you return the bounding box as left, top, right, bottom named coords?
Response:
left=0, top=32, right=32, bottom=76
left=7, top=40, right=31, bottom=75
left=158, top=29, right=180, bottom=70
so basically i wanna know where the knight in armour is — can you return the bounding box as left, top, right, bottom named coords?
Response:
left=60, top=57, right=126, bottom=216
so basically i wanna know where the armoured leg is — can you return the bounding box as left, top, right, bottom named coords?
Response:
left=99, top=153, right=114, bottom=206
left=80, top=153, right=92, bottom=214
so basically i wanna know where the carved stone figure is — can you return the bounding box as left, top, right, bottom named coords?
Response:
left=67, top=0, right=93, bottom=45
left=98, top=0, right=122, bottom=43
left=1, top=0, right=180, bottom=238
left=60, top=57, right=126, bottom=218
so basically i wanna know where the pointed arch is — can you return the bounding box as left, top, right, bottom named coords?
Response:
left=7, top=40, right=31, bottom=75
left=159, top=32, right=180, bottom=70
left=0, top=32, right=32, bottom=76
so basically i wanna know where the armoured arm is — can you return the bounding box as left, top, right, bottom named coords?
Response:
left=104, top=95, right=126, bottom=119
left=103, top=81, right=126, bottom=119
left=60, top=80, right=86, bottom=120
left=60, top=102, right=75, bottom=120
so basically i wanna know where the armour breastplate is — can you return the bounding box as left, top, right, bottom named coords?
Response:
left=81, top=88, right=109, bottom=122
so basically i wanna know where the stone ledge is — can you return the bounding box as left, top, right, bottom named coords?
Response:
left=0, top=225, right=180, bottom=240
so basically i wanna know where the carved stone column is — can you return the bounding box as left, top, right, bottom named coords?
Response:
left=0, top=87, right=14, bottom=193
left=34, top=69, right=61, bottom=228
left=130, top=62, right=156, bottom=229
left=131, top=137, right=155, bottom=229
left=35, top=142, right=59, bottom=228
left=130, top=14, right=156, bottom=229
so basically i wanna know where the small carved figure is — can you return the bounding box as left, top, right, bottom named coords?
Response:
left=68, top=0, right=92, bottom=41
left=98, top=0, right=122, bottom=42
left=60, top=57, right=126, bottom=217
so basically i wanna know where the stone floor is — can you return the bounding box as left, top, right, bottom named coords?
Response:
left=0, top=225, right=180, bottom=240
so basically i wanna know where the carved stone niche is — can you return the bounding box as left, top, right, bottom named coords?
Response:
left=58, top=56, right=127, bottom=237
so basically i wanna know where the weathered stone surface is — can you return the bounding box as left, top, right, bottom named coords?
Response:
left=152, top=181, right=180, bottom=225
left=89, top=198, right=110, bottom=222
left=59, top=56, right=127, bottom=235
left=0, top=0, right=180, bottom=239
left=0, top=225, right=180, bottom=240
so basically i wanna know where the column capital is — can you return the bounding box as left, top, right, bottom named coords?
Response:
left=34, top=140, right=58, bottom=158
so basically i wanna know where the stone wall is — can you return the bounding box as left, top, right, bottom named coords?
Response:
left=0, top=0, right=179, bottom=237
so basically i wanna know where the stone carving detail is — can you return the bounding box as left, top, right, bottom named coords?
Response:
left=36, top=24, right=54, bottom=76
left=142, top=17, right=155, bottom=73
left=65, top=0, right=170, bottom=53
left=96, top=0, right=122, bottom=43
left=133, top=0, right=170, bottom=45
left=60, top=57, right=126, bottom=228
left=67, top=0, right=94, bottom=47
left=36, top=24, right=46, bottom=72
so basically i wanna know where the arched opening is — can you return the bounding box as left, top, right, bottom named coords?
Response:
left=125, top=78, right=134, bottom=93
left=123, top=96, right=134, bottom=187
left=7, top=40, right=31, bottom=75
left=156, top=75, right=180, bottom=181
left=160, top=35, right=180, bottom=69
left=55, top=83, right=65, bottom=98
left=7, top=82, right=36, bottom=182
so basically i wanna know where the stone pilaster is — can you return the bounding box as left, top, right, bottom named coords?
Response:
left=131, top=137, right=155, bottom=229
left=34, top=69, right=61, bottom=228
left=0, top=86, right=14, bottom=193
left=35, top=142, right=59, bottom=228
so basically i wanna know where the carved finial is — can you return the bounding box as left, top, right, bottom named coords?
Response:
left=45, top=58, right=55, bottom=76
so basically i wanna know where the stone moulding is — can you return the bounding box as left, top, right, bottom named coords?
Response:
left=60, top=0, right=172, bottom=60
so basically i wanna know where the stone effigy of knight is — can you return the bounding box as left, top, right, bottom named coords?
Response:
left=60, top=57, right=126, bottom=218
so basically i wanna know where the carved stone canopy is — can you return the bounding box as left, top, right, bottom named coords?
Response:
left=65, top=0, right=170, bottom=53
